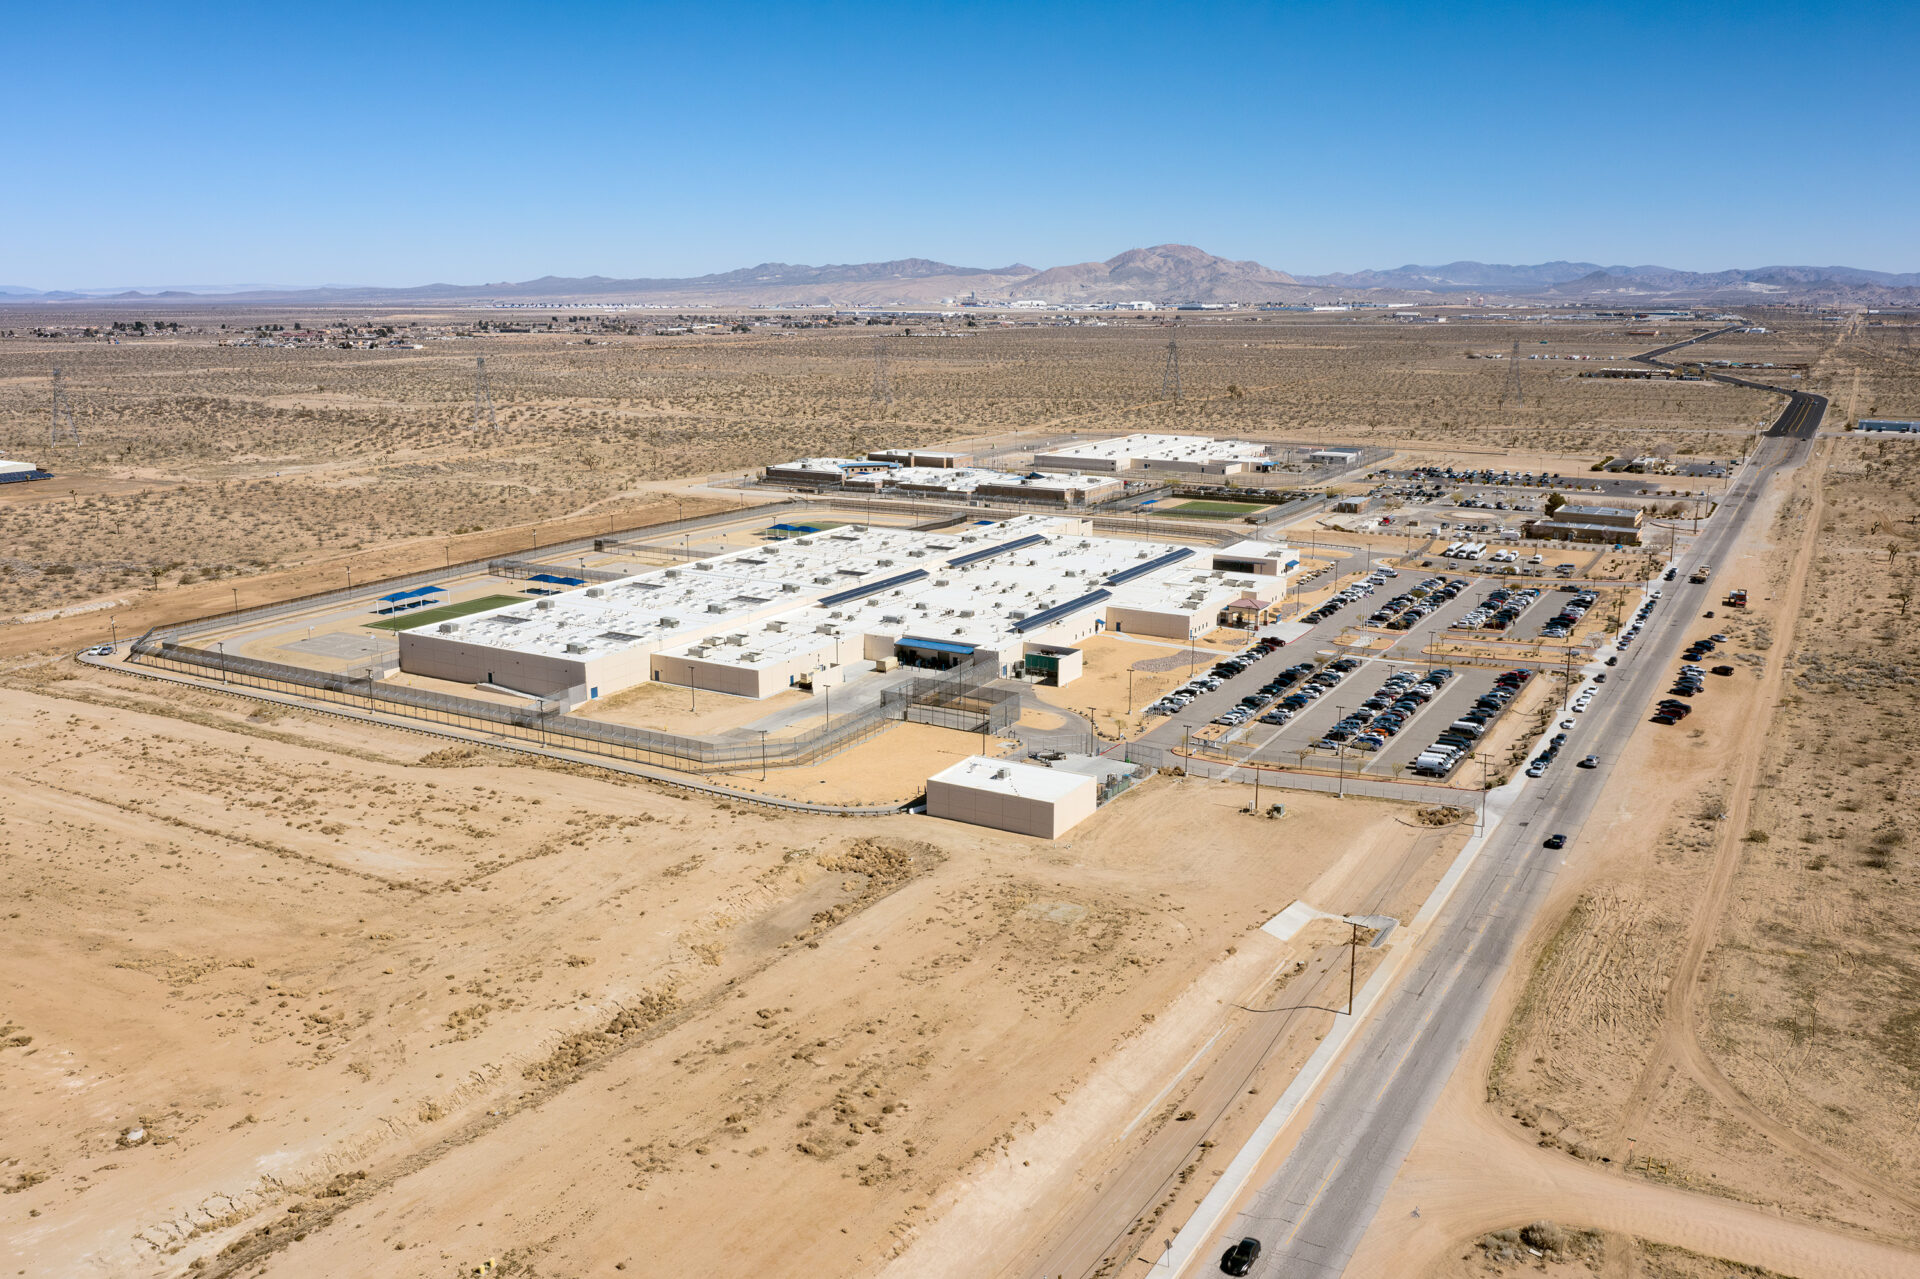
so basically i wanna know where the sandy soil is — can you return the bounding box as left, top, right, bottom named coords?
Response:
left=1345, top=415, right=1920, bottom=1277
left=0, top=654, right=1458, bottom=1278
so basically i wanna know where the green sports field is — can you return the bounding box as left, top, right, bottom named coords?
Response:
left=1163, top=499, right=1270, bottom=518
left=366, top=594, right=524, bottom=632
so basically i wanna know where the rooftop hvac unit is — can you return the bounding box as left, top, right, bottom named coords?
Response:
left=536, top=599, right=555, bottom=610
left=658, top=616, right=679, bottom=628
left=693, top=562, right=712, bottom=570
left=877, top=558, right=894, bottom=567
left=688, top=645, right=709, bottom=658
left=958, top=608, right=975, bottom=618
left=585, top=587, right=604, bottom=598
left=816, top=623, right=840, bottom=635
left=665, top=568, right=681, bottom=578
left=766, top=620, right=786, bottom=632
left=782, top=582, right=800, bottom=593
left=706, top=603, right=727, bottom=613
left=565, top=642, right=588, bottom=654
left=437, top=622, right=460, bottom=633
left=934, top=578, right=950, bottom=587
left=914, top=602, right=929, bottom=610
left=881, top=614, right=904, bottom=625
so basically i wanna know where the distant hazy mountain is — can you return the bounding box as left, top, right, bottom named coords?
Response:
left=1547, top=264, right=1920, bottom=302
left=8, top=249, right=1915, bottom=308
left=1016, top=244, right=1305, bottom=303
left=1298, top=261, right=1610, bottom=291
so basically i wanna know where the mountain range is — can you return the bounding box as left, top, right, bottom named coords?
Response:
left=5, top=247, right=1917, bottom=308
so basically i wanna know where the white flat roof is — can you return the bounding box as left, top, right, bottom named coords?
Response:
left=1032, top=433, right=1272, bottom=464
left=411, top=515, right=1246, bottom=670
left=927, top=756, right=1094, bottom=803
left=1216, top=539, right=1290, bottom=559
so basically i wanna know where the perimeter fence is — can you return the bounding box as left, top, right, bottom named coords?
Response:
left=126, top=636, right=1022, bottom=775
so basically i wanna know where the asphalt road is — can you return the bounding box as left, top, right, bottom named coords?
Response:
left=1189, top=355, right=1822, bottom=1278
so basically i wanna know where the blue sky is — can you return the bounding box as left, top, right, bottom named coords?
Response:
left=6, top=2, right=1915, bottom=288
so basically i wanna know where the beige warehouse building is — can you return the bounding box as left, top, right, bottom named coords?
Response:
left=925, top=756, right=1097, bottom=839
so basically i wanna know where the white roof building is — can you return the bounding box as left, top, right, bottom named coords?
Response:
left=925, top=756, right=1097, bottom=839
left=1029, top=433, right=1273, bottom=475
left=398, top=516, right=1287, bottom=701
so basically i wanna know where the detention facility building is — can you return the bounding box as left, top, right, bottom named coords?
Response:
left=397, top=515, right=1292, bottom=703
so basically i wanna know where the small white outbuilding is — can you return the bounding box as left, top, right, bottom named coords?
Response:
left=925, top=756, right=1097, bottom=840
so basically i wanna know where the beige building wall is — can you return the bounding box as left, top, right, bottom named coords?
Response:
left=925, top=773, right=1096, bottom=839
left=1104, top=603, right=1202, bottom=639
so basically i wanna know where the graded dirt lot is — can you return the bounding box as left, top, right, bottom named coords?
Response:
left=0, top=655, right=1439, bottom=1277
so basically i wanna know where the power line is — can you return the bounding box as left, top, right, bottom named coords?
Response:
left=49, top=366, right=80, bottom=447
left=471, top=356, right=499, bottom=431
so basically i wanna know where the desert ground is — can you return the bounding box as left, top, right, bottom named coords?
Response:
left=1, top=308, right=1785, bottom=629
left=1336, top=315, right=1920, bottom=1277
left=4, top=307, right=1916, bottom=1278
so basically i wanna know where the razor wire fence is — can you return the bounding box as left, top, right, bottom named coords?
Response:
left=125, top=634, right=1027, bottom=775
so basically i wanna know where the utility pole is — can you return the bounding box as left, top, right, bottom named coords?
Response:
left=49, top=367, right=79, bottom=446
left=1502, top=340, right=1525, bottom=408
left=1161, top=330, right=1181, bottom=405
left=472, top=356, right=498, bottom=431
left=1346, top=920, right=1360, bottom=1014
left=871, top=336, right=893, bottom=407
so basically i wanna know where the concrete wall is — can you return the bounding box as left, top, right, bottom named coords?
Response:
left=1104, top=603, right=1201, bottom=640
left=648, top=649, right=824, bottom=699
left=399, top=630, right=592, bottom=696
left=925, top=773, right=1096, bottom=839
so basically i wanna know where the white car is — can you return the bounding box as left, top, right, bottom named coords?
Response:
left=1559, top=717, right=1575, bottom=729
left=84, top=645, right=114, bottom=657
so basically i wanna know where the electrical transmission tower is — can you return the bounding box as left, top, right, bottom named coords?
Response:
left=1501, top=340, right=1525, bottom=407
left=48, top=367, right=80, bottom=446
left=471, top=356, right=498, bottom=430
left=871, top=337, right=893, bottom=407
left=1161, top=331, right=1181, bottom=405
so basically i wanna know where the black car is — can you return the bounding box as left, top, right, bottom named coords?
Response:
left=1544, top=833, right=1567, bottom=849
left=1220, top=1237, right=1263, bottom=1276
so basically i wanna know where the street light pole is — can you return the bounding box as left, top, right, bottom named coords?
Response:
left=759, top=729, right=769, bottom=780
